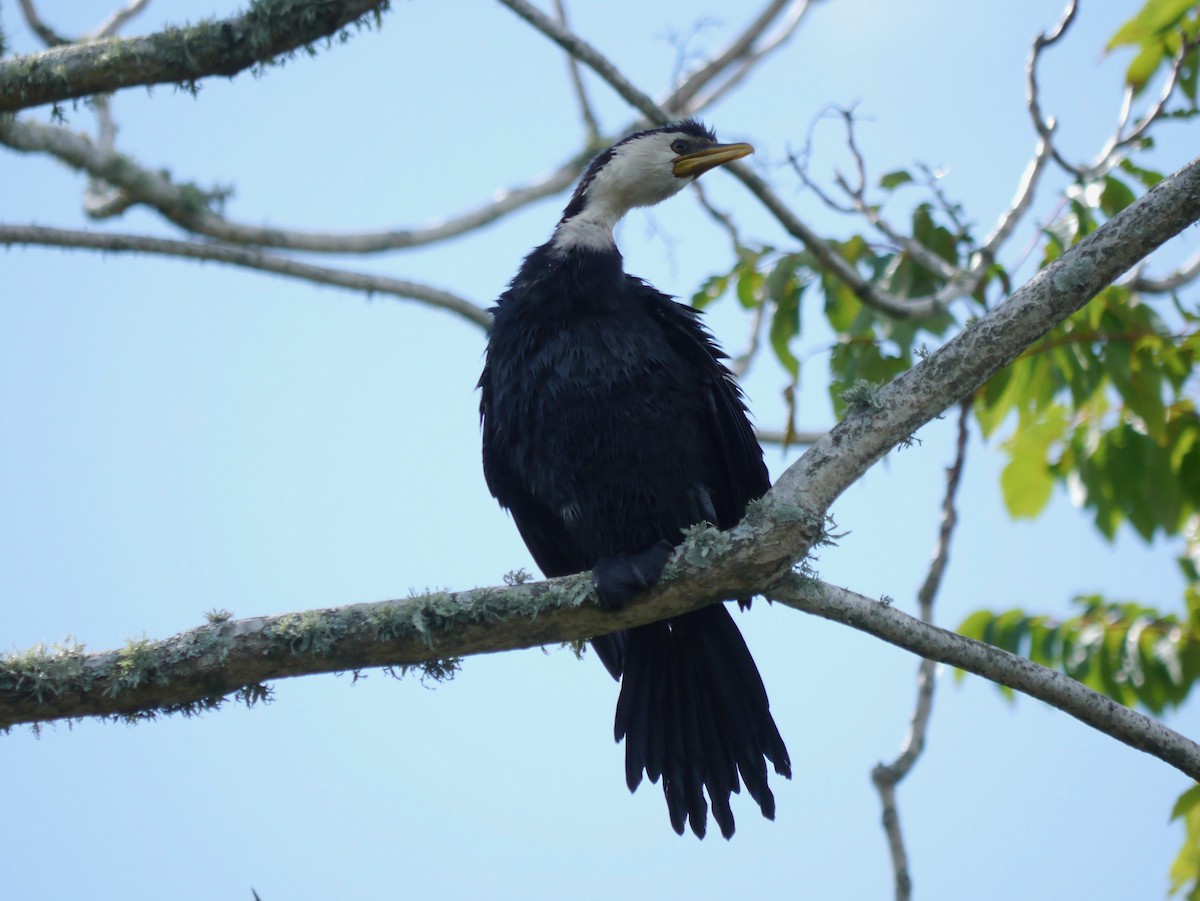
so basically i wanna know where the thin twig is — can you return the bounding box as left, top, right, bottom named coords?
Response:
left=665, top=0, right=812, bottom=114
left=88, top=0, right=152, bottom=41
left=551, top=0, right=601, bottom=144
left=771, top=575, right=1200, bottom=787
left=827, top=109, right=962, bottom=283
left=1028, top=0, right=1192, bottom=181
left=1086, top=37, right=1192, bottom=180
left=496, top=0, right=667, bottom=126
left=498, top=0, right=932, bottom=318
left=1027, top=0, right=1083, bottom=176
left=0, top=225, right=492, bottom=330
left=870, top=398, right=971, bottom=901
left=16, top=0, right=71, bottom=47
left=1128, top=251, right=1200, bottom=294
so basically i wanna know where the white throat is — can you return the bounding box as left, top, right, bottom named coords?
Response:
left=551, top=203, right=623, bottom=252
left=550, top=136, right=692, bottom=253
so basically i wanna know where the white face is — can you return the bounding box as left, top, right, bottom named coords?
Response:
left=587, top=132, right=694, bottom=213
left=551, top=132, right=693, bottom=252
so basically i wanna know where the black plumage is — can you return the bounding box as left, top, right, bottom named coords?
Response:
left=478, top=120, right=790, bottom=839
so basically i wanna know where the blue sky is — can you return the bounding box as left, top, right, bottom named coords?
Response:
left=2, top=2, right=1197, bottom=899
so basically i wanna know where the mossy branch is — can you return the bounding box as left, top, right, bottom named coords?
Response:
left=0, top=0, right=391, bottom=113
left=0, top=519, right=813, bottom=731
left=6, top=539, right=1200, bottom=789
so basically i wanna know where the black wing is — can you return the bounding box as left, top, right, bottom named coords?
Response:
left=638, top=279, right=770, bottom=527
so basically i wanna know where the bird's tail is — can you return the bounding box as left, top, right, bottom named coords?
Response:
left=612, top=603, right=791, bottom=839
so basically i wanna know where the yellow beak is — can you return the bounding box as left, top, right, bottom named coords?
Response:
left=672, top=142, right=754, bottom=178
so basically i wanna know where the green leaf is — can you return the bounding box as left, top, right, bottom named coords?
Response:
left=735, top=251, right=767, bottom=310
left=1169, top=784, right=1200, bottom=899
left=1128, top=39, right=1171, bottom=93
left=690, top=272, right=730, bottom=310
left=1108, top=0, right=1197, bottom=49
left=767, top=255, right=805, bottom=379
left=1000, top=405, right=1068, bottom=518
left=878, top=169, right=914, bottom=190
left=1100, top=175, right=1138, bottom=216
left=1119, top=157, right=1166, bottom=188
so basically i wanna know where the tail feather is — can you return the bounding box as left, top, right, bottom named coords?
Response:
left=696, top=610, right=792, bottom=781
left=686, top=617, right=775, bottom=821
left=610, top=603, right=790, bottom=839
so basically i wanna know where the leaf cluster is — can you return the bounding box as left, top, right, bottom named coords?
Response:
left=1108, top=0, right=1200, bottom=101
left=958, top=592, right=1200, bottom=714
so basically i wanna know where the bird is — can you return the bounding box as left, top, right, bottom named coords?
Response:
left=478, top=119, right=790, bottom=839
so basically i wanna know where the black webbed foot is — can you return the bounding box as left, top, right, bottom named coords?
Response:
left=592, top=540, right=674, bottom=611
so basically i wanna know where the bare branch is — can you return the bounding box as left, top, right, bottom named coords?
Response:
left=0, top=116, right=585, bottom=253
left=755, top=427, right=823, bottom=447
left=1129, top=250, right=1200, bottom=294
left=691, top=178, right=743, bottom=248
left=496, top=0, right=667, bottom=126
left=828, top=109, right=962, bottom=283
left=1028, top=1, right=1193, bottom=181
left=664, top=0, right=812, bottom=114
left=1027, top=0, right=1084, bottom=177
left=0, top=224, right=492, bottom=329
left=17, top=0, right=71, bottom=47
left=730, top=162, right=941, bottom=318
left=88, top=0, right=152, bottom=41
left=551, top=0, right=601, bottom=143
left=870, top=399, right=971, bottom=901
left=0, top=0, right=390, bottom=114
left=1086, top=37, right=1192, bottom=180
left=771, top=575, right=1200, bottom=788
left=977, top=133, right=1053, bottom=262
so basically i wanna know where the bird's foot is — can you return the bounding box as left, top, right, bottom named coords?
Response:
left=592, top=540, right=674, bottom=611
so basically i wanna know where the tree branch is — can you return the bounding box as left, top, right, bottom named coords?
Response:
left=0, top=0, right=391, bottom=113
left=0, top=116, right=586, bottom=254
left=769, top=576, right=1200, bottom=784
left=1129, top=250, right=1200, bottom=294
left=5, top=563, right=1199, bottom=791
left=663, top=0, right=812, bottom=114
left=495, top=0, right=667, bottom=126
left=17, top=0, right=71, bottom=47
left=0, top=224, right=492, bottom=329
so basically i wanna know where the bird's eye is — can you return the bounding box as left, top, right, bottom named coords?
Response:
left=670, top=139, right=689, bottom=154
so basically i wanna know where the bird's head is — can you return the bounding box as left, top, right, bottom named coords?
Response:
left=552, top=120, right=753, bottom=252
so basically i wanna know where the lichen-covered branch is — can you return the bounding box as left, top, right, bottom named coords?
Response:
left=0, top=0, right=391, bottom=113
left=0, top=519, right=811, bottom=731
left=6, top=559, right=1200, bottom=791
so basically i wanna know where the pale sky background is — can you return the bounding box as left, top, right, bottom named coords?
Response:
left=2, top=2, right=1197, bottom=899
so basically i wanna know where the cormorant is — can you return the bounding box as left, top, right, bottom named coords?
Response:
left=478, top=119, right=790, bottom=839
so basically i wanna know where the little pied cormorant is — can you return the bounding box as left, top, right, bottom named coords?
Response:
left=478, top=120, right=790, bottom=839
